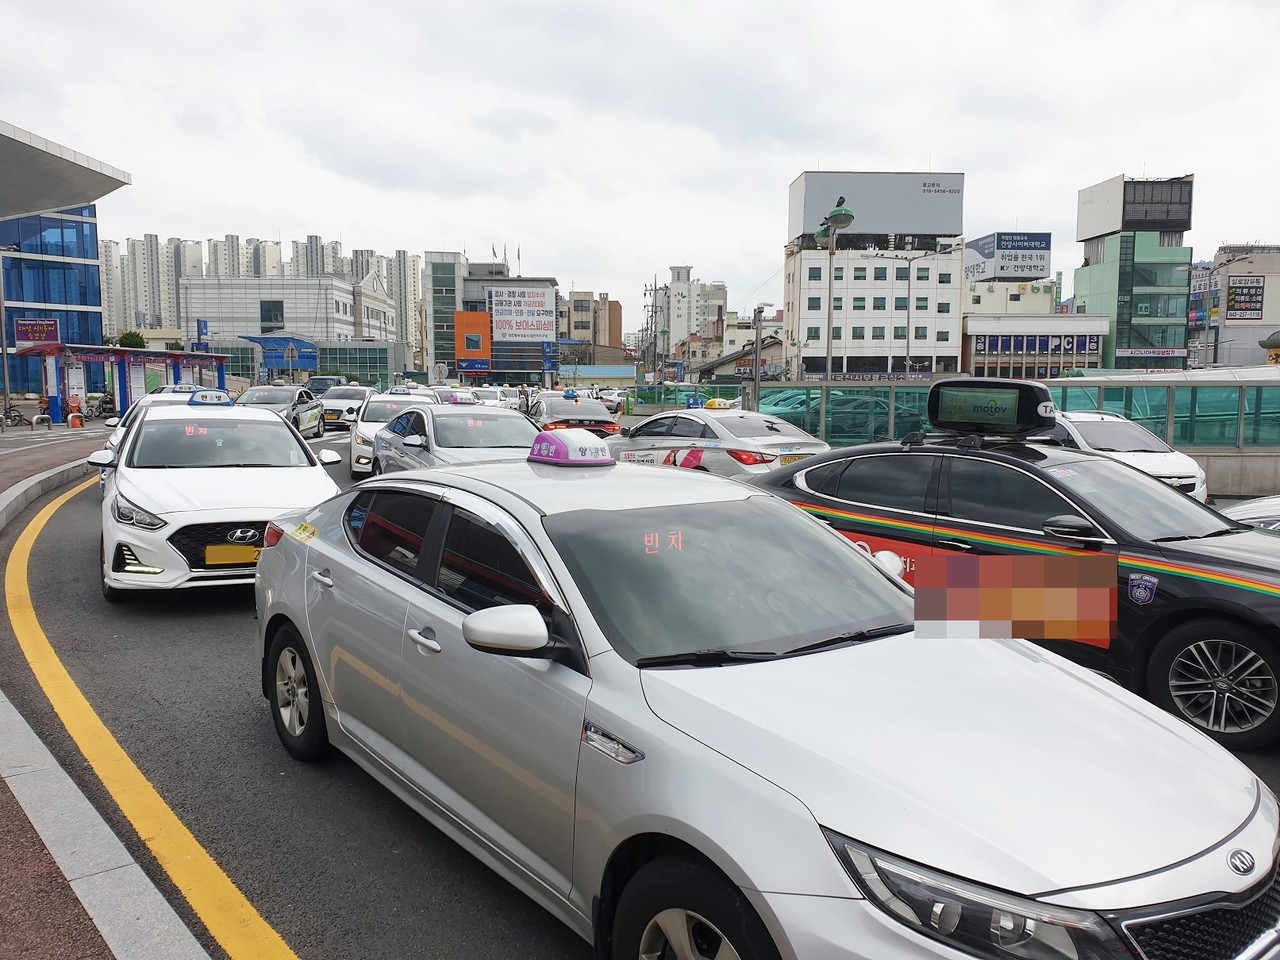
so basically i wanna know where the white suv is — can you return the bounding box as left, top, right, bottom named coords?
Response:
left=1034, top=409, right=1208, bottom=501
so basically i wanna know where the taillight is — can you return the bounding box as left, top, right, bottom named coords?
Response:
left=544, top=421, right=568, bottom=430
left=727, top=449, right=777, bottom=466
left=263, top=521, right=285, bottom=548
left=601, top=422, right=620, bottom=434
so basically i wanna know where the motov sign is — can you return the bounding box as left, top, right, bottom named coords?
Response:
left=490, top=286, right=557, bottom=342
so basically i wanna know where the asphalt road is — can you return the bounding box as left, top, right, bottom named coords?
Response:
left=0, top=428, right=589, bottom=960
left=2, top=425, right=1280, bottom=959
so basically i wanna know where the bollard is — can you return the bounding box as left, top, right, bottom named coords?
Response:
left=32, top=414, right=52, bottom=430
left=68, top=412, right=84, bottom=428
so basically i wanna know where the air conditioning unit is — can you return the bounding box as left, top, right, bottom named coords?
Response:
left=986, top=284, right=996, bottom=293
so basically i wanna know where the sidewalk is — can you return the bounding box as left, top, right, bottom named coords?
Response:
left=0, top=426, right=210, bottom=960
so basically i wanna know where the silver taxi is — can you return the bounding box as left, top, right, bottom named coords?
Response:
left=255, top=430, right=1280, bottom=960
left=610, top=408, right=828, bottom=476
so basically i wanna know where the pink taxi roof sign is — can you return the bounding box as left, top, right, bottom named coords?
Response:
left=441, top=390, right=478, bottom=405
left=528, top=429, right=615, bottom=466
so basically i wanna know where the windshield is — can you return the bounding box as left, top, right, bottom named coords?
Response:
left=237, top=387, right=295, bottom=404
left=542, top=398, right=613, bottom=420
left=1046, top=457, right=1233, bottom=542
left=472, top=389, right=501, bottom=401
left=432, top=413, right=539, bottom=448
left=324, top=387, right=367, bottom=400
left=361, top=399, right=416, bottom=422
left=1072, top=419, right=1172, bottom=453
left=545, top=497, right=914, bottom=663
left=127, top=418, right=313, bottom=468
left=719, top=415, right=813, bottom=439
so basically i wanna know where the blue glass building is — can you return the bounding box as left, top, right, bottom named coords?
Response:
left=1, top=204, right=105, bottom=393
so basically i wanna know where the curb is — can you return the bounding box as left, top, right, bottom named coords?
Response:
left=0, top=459, right=211, bottom=960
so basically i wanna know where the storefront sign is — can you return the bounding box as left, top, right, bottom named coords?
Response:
left=1115, top=348, right=1188, bottom=358
left=14, top=318, right=60, bottom=344
left=1226, top=276, right=1265, bottom=320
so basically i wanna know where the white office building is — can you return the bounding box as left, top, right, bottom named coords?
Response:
left=98, top=239, right=124, bottom=339
left=178, top=276, right=361, bottom=343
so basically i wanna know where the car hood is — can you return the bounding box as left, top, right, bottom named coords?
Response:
left=237, top=402, right=290, bottom=414
left=1158, top=528, right=1280, bottom=578
left=437, top=447, right=532, bottom=463
left=640, top=635, right=1257, bottom=895
left=1098, top=449, right=1201, bottom=478
left=118, top=468, right=339, bottom=515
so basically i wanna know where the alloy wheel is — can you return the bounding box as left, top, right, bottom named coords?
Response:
left=274, top=646, right=310, bottom=738
left=1168, top=639, right=1278, bottom=734
left=638, top=909, right=742, bottom=960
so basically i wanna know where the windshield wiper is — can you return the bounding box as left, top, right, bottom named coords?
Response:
left=635, top=648, right=778, bottom=668
left=781, top=623, right=913, bottom=658
left=1200, top=527, right=1246, bottom=538
left=1152, top=528, right=1240, bottom=542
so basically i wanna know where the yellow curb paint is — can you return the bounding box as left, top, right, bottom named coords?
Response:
left=4, top=476, right=297, bottom=960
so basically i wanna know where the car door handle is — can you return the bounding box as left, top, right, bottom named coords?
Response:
left=408, top=627, right=441, bottom=654
left=311, top=570, right=334, bottom=588
left=936, top=540, right=973, bottom=551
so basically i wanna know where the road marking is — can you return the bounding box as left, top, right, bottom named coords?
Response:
left=4, top=477, right=298, bottom=960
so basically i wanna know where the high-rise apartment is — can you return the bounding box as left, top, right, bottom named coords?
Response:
left=98, top=239, right=123, bottom=339
left=389, top=250, right=422, bottom=350
left=305, top=235, right=324, bottom=278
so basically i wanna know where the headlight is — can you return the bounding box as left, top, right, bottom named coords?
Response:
left=825, top=831, right=1129, bottom=959
left=354, top=432, right=369, bottom=446
left=112, top=494, right=166, bottom=530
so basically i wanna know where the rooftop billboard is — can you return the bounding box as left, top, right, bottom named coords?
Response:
left=788, top=171, right=964, bottom=240
left=964, top=232, right=1052, bottom=282
left=1077, top=174, right=1194, bottom=241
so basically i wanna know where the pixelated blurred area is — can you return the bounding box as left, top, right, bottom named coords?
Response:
left=914, top=555, right=1117, bottom=646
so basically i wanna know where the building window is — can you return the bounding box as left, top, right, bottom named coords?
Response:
left=939, top=273, right=952, bottom=284
left=914, top=326, right=928, bottom=340
left=832, top=327, right=842, bottom=340
left=807, top=296, right=821, bottom=311
left=937, top=330, right=950, bottom=342
left=464, top=334, right=482, bottom=350
left=971, top=295, right=981, bottom=305
left=873, top=267, right=887, bottom=281
left=873, top=297, right=886, bottom=311
left=894, top=297, right=908, bottom=311
left=893, top=326, right=907, bottom=340
left=806, top=325, right=821, bottom=340
left=260, top=299, right=284, bottom=333
left=915, top=296, right=928, bottom=311
left=834, top=267, right=844, bottom=281
left=334, top=299, right=340, bottom=312
left=938, top=302, right=951, bottom=314
left=854, top=267, right=867, bottom=281
left=1009, top=293, right=1021, bottom=302
left=852, top=326, right=865, bottom=340
left=808, top=266, right=822, bottom=281
left=916, top=267, right=929, bottom=281
left=895, top=266, right=909, bottom=281
left=872, top=326, right=886, bottom=340
left=852, top=296, right=866, bottom=311
left=573, top=320, right=591, bottom=330
left=833, top=297, right=843, bottom=311
left=573, top=299, right=590, bottom=311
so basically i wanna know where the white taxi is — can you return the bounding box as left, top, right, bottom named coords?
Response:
left=347, top=389, right=438, bottom=480
left=89, top=390, right=341, bottom=601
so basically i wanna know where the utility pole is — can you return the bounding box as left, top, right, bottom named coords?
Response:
left=751, top=304, right=765, bottom=411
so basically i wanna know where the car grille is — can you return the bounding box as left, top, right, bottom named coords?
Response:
left=1160, top=476, right=1199, bottom=494
left=168, top=522, right=266, bottom=569
left=1121, top=868, right=1280, bottom=960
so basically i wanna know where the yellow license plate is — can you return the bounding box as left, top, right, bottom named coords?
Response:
left=780, top=454, right=811, bottom=465
left=324, top=411, right=339, bottom=419
left=205, top=544, right=261, bottom=565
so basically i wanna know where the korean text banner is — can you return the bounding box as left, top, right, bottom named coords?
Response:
left=491, top=286, right=557, bottom=342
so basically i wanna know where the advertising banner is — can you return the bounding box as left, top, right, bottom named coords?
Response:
left=788, top=171, right=964, bottom=238
left=491, top=287, right=557, bottom=342
left=965, top=233, right=1051, bottom=282
left=456, top=358, right=491, bottom=372
left=1226, top=276, right=1265, bottom=320
left=1115, top=348, right=1188, bottom=358
left=14, top=318, right=60, bottom=344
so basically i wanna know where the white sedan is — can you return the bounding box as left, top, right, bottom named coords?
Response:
left=609, top=409, right=829, bottom=476
left=348, top=392, right=437, bottom=479
left=88, top=390, right=341, bottom=601
left=319, top=385, right=375, bottom=430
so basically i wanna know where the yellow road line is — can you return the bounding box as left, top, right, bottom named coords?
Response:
left=4, top=476, right=297, bottom=960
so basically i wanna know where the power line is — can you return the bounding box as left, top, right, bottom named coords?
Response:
left=731, top=265, right=783, bottom=313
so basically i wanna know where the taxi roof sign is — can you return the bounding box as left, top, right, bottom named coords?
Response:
left=387, top=385, right=412, bottom=395
left=528, top=429, right=615, bottom=467
left=186, top=389, right=234, bottom=406
left=440, top=390, right=478, bottom=405
left=927, top=378, right=1056, bottom=436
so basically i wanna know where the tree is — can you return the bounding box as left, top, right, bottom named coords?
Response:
left=117, top=331, right=145, bottom=348
left=165, top=340, right=183, bottom=350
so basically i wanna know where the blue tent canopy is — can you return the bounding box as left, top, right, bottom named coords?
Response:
left=237, top=334, right=319, bottom=371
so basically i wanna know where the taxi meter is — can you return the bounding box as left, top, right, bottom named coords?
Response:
left=927, top=378, right=1057, bottom=436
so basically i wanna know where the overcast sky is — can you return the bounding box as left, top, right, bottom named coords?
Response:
left=6, top=0, right=1278, bottom=332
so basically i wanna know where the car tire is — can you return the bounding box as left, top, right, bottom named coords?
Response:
left=1147, top=618, right=1280, bottom=750
left=371, top=459, right=382, bottom=476
left=312, top=415, right=325, bottom=439
left=267, top=625, right=329, bottom=761
left=611, top=855, right=781, bottom=960
left=100, top=536, right=125, bottom=603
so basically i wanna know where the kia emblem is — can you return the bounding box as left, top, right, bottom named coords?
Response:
left=1228, top=849, right=1256, bottom=876
left=227, top=528, right=261, bottom=544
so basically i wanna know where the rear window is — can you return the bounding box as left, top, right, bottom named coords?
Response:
left=719, top=416, right=812, bottom=439
left=543, top=398, right=612, bottom=419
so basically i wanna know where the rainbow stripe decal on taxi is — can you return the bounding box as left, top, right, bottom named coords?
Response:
left=794, top=500, right=1280, bottom=601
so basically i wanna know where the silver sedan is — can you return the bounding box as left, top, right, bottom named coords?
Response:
left=369, top=404, right=540, bottom=474
left=255, top=433, right=1273, bottom=960
left=609, top=408, right=828, bottom=476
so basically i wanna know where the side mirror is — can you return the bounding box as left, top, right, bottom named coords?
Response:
left=104, top=417, right=120, bottom=428
left=872, top=550, right=906, bottom=579
left=618, top=426, right=632, bottom=438
left=317, top=449, right=341, bottom=465
left=463, top=605, right=550, bottom=656
left=1043, top=514, right=1107, bottom=544
left=404, top=434, right=424, bottom=448
left=342, top=410, right=357, bottom=422
left=87, top=449, right=116, bottom=467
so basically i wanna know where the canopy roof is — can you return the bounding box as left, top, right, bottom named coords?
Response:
left=0, top=120, right=131, bottom=219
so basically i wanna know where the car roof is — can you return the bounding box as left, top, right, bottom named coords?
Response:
left=142, top=403, right=285, bottom=424
left=1057, top=410, right=1128, bottom=423
left=427, top=404, right=525, bottom=418
left=376, top=459, right=756, bottom=517
left=777, top=436, right=1097, bottom=471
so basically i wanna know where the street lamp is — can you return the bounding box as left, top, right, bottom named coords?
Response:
left=815, top=200, right=855, bottom=435
left=872, top=245, right=954, bottom=375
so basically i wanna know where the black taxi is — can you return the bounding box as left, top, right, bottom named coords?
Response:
left=751, top=377, right=1280, bottom=750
